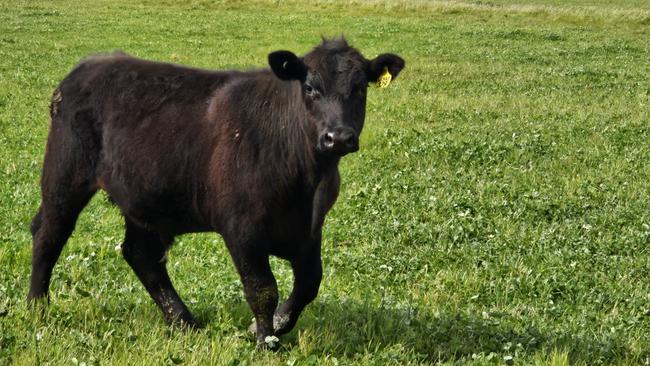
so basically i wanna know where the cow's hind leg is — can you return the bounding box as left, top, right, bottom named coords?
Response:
left=30, top=206, right=43, bottom=238
left=29, top=94, right=101, bottom=302
left=28, top=187, right=96, bottom=301
left=121, top=219, right=196, bottom=327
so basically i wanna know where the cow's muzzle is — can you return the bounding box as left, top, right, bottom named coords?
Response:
left=318, top=127, right=359, bottom=156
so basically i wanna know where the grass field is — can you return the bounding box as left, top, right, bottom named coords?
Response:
left=1, top=0, right=649, bottom=364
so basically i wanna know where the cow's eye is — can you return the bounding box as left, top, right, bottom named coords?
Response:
left=305, top=84, right=319, bottom=98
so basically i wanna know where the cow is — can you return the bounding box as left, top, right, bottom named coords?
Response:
left=27, top=37, right=405, bottom=349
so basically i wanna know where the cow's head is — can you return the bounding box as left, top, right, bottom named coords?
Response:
left=268, top=38, right=405, bottom=157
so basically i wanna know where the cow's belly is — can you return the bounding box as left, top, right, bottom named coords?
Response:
left=99, top=176, right=210, bottom=235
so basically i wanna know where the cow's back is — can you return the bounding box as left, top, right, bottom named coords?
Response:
left=57, top=52, right=232, bottom=127
left=52, top=53, right=235, bottom=234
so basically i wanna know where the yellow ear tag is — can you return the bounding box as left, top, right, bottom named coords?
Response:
left=376, top=67, right=392, bottom=88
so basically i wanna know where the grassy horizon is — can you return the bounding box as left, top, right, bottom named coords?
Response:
left=1, top=0, right=649, bottom=365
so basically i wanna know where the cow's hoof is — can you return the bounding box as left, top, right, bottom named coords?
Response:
left=26, top=293, right=49, bottom=307
left=256, top=335, right=280, bottom=351
left=271, top=313, right=292, bottom=335
left=179, top=318, right=202, bottom=330
left=166, top=313, right=200, bottom=330
left=26, top=295, right=48, bottom=318
left=249, top=321, right=282, bottom=351
left=248, top=314, right=292, bottom=335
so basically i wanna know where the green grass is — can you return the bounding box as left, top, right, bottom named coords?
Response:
left=1, top=0, right=649, bottom=364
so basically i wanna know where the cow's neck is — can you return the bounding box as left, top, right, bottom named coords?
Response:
left=252, top=78, right=321, bottom=189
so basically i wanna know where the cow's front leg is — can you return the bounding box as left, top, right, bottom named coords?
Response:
left=227, top=240, right=279, bottom=349
left=249, top=238, right=322, bottom=336
left=274, top=247, right=322, bottom=335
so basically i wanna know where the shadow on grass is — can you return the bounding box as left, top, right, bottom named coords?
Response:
left=14, top=294, right=643, bottom=364
left=223, top=298, right=643, bottom=364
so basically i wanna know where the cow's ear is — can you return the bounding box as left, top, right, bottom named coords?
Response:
left=367, top=53, right=405, bottom=84
left=268, top=50, right=307, bottom=82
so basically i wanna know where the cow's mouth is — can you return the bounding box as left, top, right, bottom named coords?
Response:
left=318, top=129, right=359, bottom=156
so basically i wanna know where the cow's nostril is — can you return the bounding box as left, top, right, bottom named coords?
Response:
left=323, top=132, right=335, bottom=148
left=319, top=129, right=358, bottom=154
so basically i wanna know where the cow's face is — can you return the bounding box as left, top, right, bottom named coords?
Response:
left=269, top=39, right=405, bottom=157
